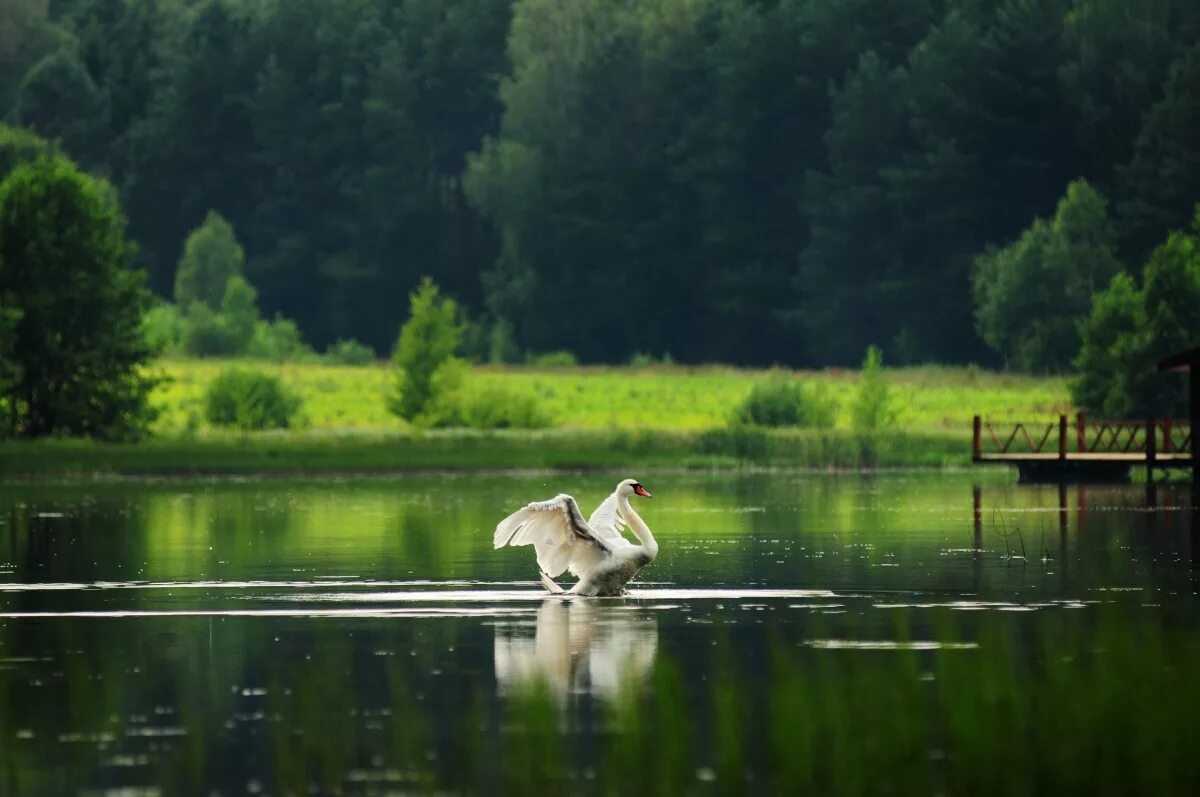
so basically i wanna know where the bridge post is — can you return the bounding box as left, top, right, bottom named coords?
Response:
left=972, top=415, right=981, bottom=461
left=1146, top=417, right=1157, bottom=480
left=1164, top=414, right=1172, bottom=454
left=1059, top=416, right=1067, bottom=461
left=1076, top=414, right=1086, bottom=451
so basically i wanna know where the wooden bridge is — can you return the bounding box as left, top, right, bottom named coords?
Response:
left=973, top=414, right=1192, bottom=482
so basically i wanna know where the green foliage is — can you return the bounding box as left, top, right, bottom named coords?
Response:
left=418, top=360, right=554, bottom=429
left=1072, top=273, right=1144, bottom=417
left=488, top=319, right=521, bottom=365
left=973, top=180, right=1122, bottom=372
left=731, top=376, right=836, bottom=429
left=853, top=346, right=897, bottom=434
left=13, top=50, right=107, bottom=167
left=203, top=368, right=300, bottom=431
left=0, top=156, right=157, bottom=439
left=246, top=315, right=316, bottom=362
left=143, top=302, right=185, bottom=354
left=174, top=211, right=245, bottom=311
left=0, top=124, right=50, bottom=180
left=323, top=338, right=376, bottom=365
left=219, top=275, right=258, bottom=352
left=527, top=351, right=578, bottom=368
left=181, top=301, right=240, bottom=357
left=389, top=278, right=464, bottom=422
left=1073, top=211, right=1200, bottom=416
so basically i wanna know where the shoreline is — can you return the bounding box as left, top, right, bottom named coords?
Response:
left=0, top=427, right=967, bottom=478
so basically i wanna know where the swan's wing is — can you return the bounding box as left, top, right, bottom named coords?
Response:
left=494, top=494, right=613, bottom=578
left=587, top=492, right=631, bottom=546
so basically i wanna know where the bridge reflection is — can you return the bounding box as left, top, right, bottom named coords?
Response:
left=973, top=481, right=1199, bottom=570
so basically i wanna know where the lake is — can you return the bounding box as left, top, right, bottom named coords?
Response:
left=1, top=472, right=1197, bottom=795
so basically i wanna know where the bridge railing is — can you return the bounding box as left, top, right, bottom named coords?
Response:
left=973, top=415, right=1192, bottom=461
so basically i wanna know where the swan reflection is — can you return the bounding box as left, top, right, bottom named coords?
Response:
left=494, top=599, right=658, bottom=700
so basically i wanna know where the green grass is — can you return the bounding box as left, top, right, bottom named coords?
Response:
left=148, top=358, right=1071, bottom=435
left=0, top=359, right=1068, bottom=475
left=0, top=427, right=965, bottom=476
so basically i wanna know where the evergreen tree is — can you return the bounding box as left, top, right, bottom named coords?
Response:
left=12, top=49, right=108, bottom=169
left=389, top=278, right=464, bottom=422
left=174, top=210, right=244, bottom=310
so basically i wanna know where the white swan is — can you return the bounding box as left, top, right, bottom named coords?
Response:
left=493, top=478, right=657, bottom=596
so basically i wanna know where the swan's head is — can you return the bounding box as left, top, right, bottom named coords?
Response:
left=618, top=478, right=652, bottom=498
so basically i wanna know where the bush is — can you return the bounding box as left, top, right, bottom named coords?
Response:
left=389, top=277, right=464, bottom=421
left=143, top=302, right=185, bottom=354
left=527, top=350, right=578, bottom=368
left=181, top=302, right=240, bottom=356
left=732, top=375, right=836, bottom=428
left=324, top=338, right=376, bottom=365
left=852, top=345, right=896, bottom=433
left=220, top=275, right=258, bottom=352
left=246, top=315, right=317, bottom=362
left=204, top=369, right=300, bottom=431
left=423, top=388, right=554, bottom=430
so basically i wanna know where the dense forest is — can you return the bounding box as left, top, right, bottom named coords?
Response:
left=4, top=0, right=1200, bottom=366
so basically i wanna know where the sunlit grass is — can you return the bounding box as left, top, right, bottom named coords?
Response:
left=148, top=358, right=1071, bottom=435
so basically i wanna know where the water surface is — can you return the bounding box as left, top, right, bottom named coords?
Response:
left=1, top=472, right=1196, bottom=793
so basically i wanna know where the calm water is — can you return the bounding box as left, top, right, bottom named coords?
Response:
left=1, top=472, right=1197, bottom=794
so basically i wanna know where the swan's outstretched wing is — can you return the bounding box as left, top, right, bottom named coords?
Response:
left=494, top=494, right=613, bottom=578
left=587, top=492, right=631, bottom=547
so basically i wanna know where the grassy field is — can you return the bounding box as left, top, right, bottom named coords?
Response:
left=149, top=358, right=1071, bottom=435
left=0, top=359, right=1069, bottom=475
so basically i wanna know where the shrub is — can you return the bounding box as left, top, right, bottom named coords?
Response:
left=324, top=338, right=376, bottom=365
left=527, top=350, right=578, bottom=368
left=732, top=375, right=836, bottom=428
left=389, top=277, right=464, bottom=421
left=853, top=345, right=897, bottom=466
left=246, top=315, right=317, bottom=362
left=423, top=388, right=554, bottom=430
left=220, top=275, right=259, bottom=351
left=143, top=302, right=185, bottom=354
left=204, top=369, right=300, bottom=431
left=852, top=345, right=896, bottom=433
left=181, top=302, right=240, bottom=356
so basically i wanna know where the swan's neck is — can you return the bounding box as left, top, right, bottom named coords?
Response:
left=619, top=495, right=658, bottom=562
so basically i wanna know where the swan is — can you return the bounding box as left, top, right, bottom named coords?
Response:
left=493, top=478, right=657, bottom=596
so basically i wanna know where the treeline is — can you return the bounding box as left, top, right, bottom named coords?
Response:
left=4, top=0, right=1200, bottom=366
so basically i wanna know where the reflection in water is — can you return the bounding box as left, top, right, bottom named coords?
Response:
left=1, top=474, right=1197, bottom=793
left=494, top=599, right=657, bottom=700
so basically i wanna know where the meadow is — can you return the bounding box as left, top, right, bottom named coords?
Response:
left=0, top=359, right=1070, bottom=475
left=149, top=358, right=1071, bottom=435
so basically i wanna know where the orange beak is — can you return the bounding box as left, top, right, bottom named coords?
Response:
left=633, top=485, right=652, bottom=498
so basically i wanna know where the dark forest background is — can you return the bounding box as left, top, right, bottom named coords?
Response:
left=4, top=0, right=1199, bottom=366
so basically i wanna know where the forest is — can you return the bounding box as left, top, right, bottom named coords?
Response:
left=4, top=0, right=1200, bottom=368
